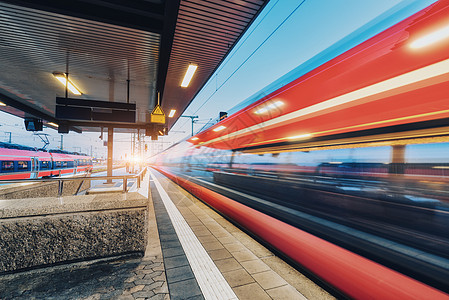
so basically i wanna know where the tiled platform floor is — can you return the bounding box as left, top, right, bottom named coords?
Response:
left=150, top=169, right=334, bottom=300
left=0, top=169, right=333, bottom=299
left=0, top=255, right=168, bottom=299
left=0, top=171, right=169, bottom=300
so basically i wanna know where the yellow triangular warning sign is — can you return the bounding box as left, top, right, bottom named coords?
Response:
left=151, top=105, right=164, bottom=115
left=151, top=105, right=165, bottom=124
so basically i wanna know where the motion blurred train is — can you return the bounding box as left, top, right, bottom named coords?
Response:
left=0, top=142, right=93, bottom=180
left=153, top=1, right=449, bottom=299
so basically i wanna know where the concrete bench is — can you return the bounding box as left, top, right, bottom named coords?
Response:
left=0, top=192, right=148, bottom=273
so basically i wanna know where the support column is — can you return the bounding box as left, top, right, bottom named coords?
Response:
left=107, top=74, right=115, bottom=183
left=107, top=127, right=113, bottom=183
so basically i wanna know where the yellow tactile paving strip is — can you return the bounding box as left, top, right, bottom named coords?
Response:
left=153, top=170, right=334, bottom=300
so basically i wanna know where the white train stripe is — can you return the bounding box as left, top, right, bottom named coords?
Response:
left=202, top=57, right=449, bottom=146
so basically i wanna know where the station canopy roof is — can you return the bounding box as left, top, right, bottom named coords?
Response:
left=0, top=0, right=267, bottom=133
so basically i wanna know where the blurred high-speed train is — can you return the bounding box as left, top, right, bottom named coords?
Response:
left=0, top=142, right=92, bottom=180
left=153, top=1, right=449, bottom=299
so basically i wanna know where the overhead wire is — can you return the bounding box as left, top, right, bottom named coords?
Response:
left=174, top=0, right=307, bottom=134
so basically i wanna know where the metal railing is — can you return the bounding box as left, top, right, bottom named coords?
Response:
left=0, top=167, right=92, bottom=179
left=0, top=167, right=148, bottom=196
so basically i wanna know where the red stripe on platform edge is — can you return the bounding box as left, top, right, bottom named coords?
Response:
left=152, top=167, right=449, bottom=300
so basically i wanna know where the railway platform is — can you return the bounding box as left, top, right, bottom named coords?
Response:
left=0, top=168, right=332, bottom=299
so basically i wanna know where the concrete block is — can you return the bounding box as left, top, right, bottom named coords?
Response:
left=0, top=192, right=148, bottom=273
left=0, top=177, right=91, bottom=199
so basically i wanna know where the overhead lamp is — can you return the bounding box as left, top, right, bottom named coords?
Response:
left=191, top=137, right=199, bottom=141
left=213, top=125, right=226, bottom=132
left=410, top=23, right=449, bottom=49
left=47, top=122, right=59, bottom=127
left=168, top=109, right=176, bottom=118
left=255, top=100, right=284, bottom=114
left=0, top=101, right=6, bottom=106
left=287, top=133, right=312, bottom=140
left=181, top=64, right=198, bottom=87
left=52, top=72, right=82, bottom=95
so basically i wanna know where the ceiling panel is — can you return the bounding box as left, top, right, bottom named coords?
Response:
left=162, top=0, right=267, bottom=129
left=0, top=1, right=160, bottom=129
left=0, top=0, right=268, bottom=135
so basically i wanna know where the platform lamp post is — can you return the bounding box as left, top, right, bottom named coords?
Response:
left=180, top=115, right=199, bottom=136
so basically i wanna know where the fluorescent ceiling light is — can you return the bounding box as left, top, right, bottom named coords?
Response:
left=168, top=109, right=176, bottom=118
left=0, top=101, right=6, bottom=106
left=191, top=137, right=199, bottom=141
left=213, top=125, right=226, bottom=132
left=181, top=64, right=198, bottom=87
left=255, top=100, right=284, bottom=114
left=47, top=122, right=59, bottom=127
left=410, top=23, right=449, bottom=49
left=53, top=72, right=82, bottom=95
left=287, top=133, right=312, bottom=140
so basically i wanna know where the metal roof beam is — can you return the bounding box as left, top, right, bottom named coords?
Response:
left=0, top=93, right=82, bottom=133
left=156, top=0, right=181, bottom=101
left=2, top=0, right=165, bottom=33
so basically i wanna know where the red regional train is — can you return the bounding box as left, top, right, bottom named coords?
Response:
left=153, top=1, right=449, bottom=299
left=0, top=142, right=92, bottom=180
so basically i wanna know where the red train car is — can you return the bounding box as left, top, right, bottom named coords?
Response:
left=188, top=0, right=449, bottom=151
left=0, top=142, right=92, bottom=180
left=153, top=1, right=449, bottom=298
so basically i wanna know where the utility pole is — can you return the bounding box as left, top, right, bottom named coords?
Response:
left=6, top=132, right=11, bottom=143
left=60, top=135, right=63, bottom=150
left=131, top=133, right=135, bottom=158
left=180, top=115, right=199, bottom=136
left=140, top=131, right=145, bottom=158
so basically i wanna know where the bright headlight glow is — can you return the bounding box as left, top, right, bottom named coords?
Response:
left=410, top=23, right=449, bottom=49
left=255, top=100, right=284, bottom=114
left=287, top=133, right=312, bottom=140
left=213, top=125, right=226, bottom=132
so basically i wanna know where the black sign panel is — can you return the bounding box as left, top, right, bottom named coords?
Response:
left=55, top=97, right=136, bottom=123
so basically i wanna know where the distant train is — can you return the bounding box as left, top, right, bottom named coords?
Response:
left=0, top=142, right=93, bottom=180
